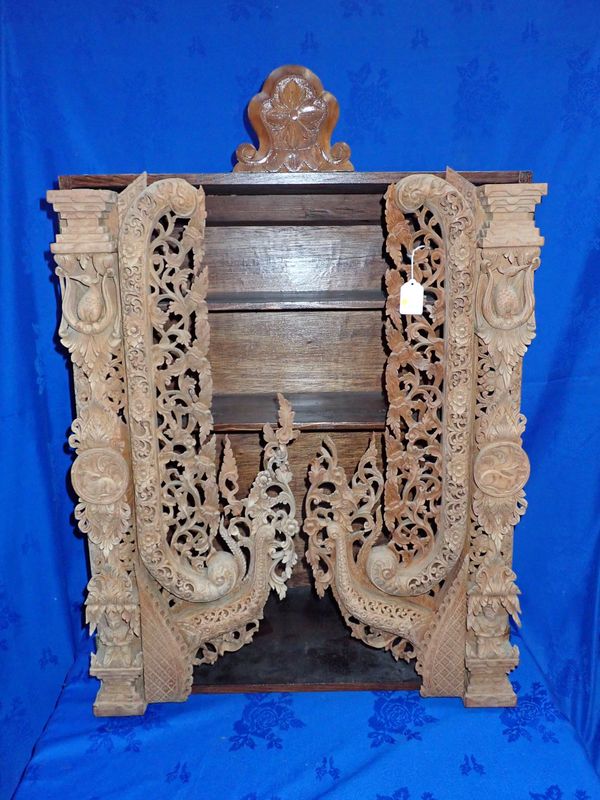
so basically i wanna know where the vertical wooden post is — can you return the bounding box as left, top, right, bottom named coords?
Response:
left=47, top=189, right=146, bottom=715
left=465, top=183, right=547, bottom=706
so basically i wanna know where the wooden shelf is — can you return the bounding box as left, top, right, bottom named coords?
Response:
left=60, top=169, right=534, bottom=192
left=207, top=289, right=385, bottom=312
left=213, top=391, right=387, bottom=432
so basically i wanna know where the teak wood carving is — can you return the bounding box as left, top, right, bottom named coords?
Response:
left=305, top=170, right=546, bottom=705
left=48, top=65, right=546, bottom=714
left=234, top=65, right=353, bottom=173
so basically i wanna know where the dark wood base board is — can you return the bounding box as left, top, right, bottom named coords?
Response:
left=192, top=586, right=421, bottom=694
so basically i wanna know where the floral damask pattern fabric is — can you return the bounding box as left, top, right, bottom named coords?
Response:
left=2, top=0, right=600, bottom=797
left=13, top=644, right=599, bottom=800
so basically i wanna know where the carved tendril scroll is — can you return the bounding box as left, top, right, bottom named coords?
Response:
left=305, top=173, right=478, bottom=695
left=306, top=172, right=546, bottom=707
left=117, top=177, right=299, bottom=703
left=50, top=176, right=301, bottom=715
left=234, top=65, right=353, bottom=173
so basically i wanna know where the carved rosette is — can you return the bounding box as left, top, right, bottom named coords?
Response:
left=234, top=65, right=353, bottom=173
left=48, top=188, right=146, bottom=715
left=465, top=182, right=547, bottom=707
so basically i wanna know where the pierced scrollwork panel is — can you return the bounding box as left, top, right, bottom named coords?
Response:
left=305, top=172, right=481, bottom=698
left=119, top=178, right=241, bottom=602
left=381, top=193, right=445, bottom=568
left=118, top=176, right=300, bottom=701
left=367, top=174, right=478, bottom=597
left=305, top=436, right=432, bottom=663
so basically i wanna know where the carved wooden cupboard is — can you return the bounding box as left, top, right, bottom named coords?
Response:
left=47, top=66, right=546, bottom=715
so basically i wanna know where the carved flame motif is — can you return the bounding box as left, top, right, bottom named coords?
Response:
left=305, top=173, right=479, bottom=691
left=119, top=178, right=300, bottom=684
left=120, top=180, right=300, bottom=616
left=234, top=65, right=353, bottom=173
left=305, top=436, right=430, bottom=662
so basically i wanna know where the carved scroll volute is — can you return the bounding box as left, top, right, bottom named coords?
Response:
left=366, top=173, right=478, bottom=596
left=465, top=182, right=547, bottom=707
left=234, top=65, right=353, bottom=173
left=48, top=187, right=146, bottom=715
left=305, top=436, right=432, bottom=664
left=118, top=178, right=243, bottom=603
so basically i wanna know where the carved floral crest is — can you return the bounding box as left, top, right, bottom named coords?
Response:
left=234, top=65, right=353, bottom=173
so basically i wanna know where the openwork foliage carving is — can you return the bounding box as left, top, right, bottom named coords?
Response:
left=305, top=174, right=546, bottom=707
left=367, top=174, right=477, bottom=597
left=305, top=436, right=431, bottom=662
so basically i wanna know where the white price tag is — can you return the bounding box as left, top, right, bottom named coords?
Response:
left=400, top=278, right=424, bottom=315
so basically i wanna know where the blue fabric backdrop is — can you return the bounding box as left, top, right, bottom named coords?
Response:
left=1, top=1, right=599, bottom=798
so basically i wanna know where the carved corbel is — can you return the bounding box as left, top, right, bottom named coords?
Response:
left=234, top=65, right=353, bottom=173
left=47, top=188, right=146, bottom=715
left=464, top=182, right=547, bottom=707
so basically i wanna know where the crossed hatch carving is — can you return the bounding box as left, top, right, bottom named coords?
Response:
left=47, top=68, right=545, bottom=713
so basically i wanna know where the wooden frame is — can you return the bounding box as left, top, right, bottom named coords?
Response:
left=48, top=65, right=546, bottom=714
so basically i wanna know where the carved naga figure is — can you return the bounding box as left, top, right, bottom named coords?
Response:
left=305, top=170, right=546, bottom=705
left=49, top=175, right=300, bottom=715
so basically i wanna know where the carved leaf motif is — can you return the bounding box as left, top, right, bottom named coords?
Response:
left=476, top=249, right=540, bottom=386
left=219, top=437, right=244, bottom=517
left=367, top=175, right=477, bottom=596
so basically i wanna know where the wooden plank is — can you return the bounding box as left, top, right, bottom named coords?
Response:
left=209, top=310, right=386, bottom=394
left=205, top=225, right=387, bottom=293
left=213, top=391, right=386, bottom=431
left=59, top=169, right=533, bottom=192
left=207, top=289, right=385, bottom=312
left=206, top=193, right=383, bottom=225
left=215, top=430, right=383, bottom=586
left=192, top=587, right=421, bottom=692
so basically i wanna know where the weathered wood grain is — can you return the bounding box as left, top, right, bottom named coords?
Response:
left=205, top=225, right=387, bottom=293
left=209, top=311, right=386, bottom=394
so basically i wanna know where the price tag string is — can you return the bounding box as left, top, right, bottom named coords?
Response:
left=400, top=245, right=426, bottom=315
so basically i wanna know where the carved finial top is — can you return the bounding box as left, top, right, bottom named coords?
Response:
left=234, top=65, right=353, bottom=173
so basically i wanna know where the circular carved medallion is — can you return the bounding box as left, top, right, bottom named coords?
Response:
left=474, top=442, right=530, bottom=498
left=72, top=447, right=129, bottom=504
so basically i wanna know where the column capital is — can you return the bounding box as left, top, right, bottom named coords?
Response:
left=47, top=189, right=119, bottom=254
left=477, top=183, right=547, bottom=247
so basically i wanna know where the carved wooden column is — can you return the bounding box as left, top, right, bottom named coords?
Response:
left=47, top=189, right=146, bottom=715
left=464, top=183, right=547, bottom=706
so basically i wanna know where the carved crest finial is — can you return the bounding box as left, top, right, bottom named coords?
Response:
left=234, top=65, right=353, bottom=173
